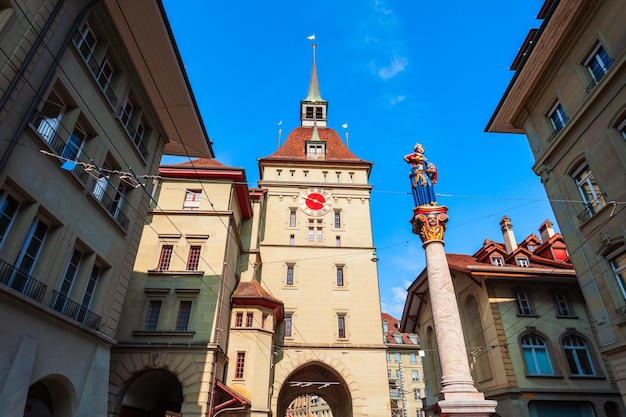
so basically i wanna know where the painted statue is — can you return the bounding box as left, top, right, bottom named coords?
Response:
left=404, top=143, right=438, bottom=206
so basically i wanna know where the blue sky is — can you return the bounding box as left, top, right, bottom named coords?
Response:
left=162, top=0, right=555, bottom=317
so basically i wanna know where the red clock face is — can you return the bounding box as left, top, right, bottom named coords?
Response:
left=305, top=193, right=326, bottom=210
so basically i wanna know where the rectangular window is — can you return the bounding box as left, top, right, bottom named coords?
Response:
left=183, top=190, right=201, bottom=209
left=11, top=218, right=48, bottom=294
left=286, top=264, right=294, bottom=285
left=246, top=312, right=254, bottom=327
left=235, top=312, right=243, bottom=327
left=336, top=235, right=341, bottom=247
left=119, top=99, right=134, bottom=129
left=262, top=314, right=267, bottom=328
left=414, top=389, right=421, bottom=400
left=334, top=211, right=341, bottom=228
left=53, top=248, right=82, bottom=312
left=618, top=118, right=626, bottom=140
left=308, top=227, right=314, bottom=242
left=516, top=258, right=529, bottom=267
left=394, top=353, right=401, bottom=363
left=0, top=190, right=19, bottom=246
left=554, top=292, right=572, bottom=316
left=317, top=228, right=322, bottom=242
left=515, top=290, right=533, bottom=315
left=186, top=246, right=201, bottom=271
left=145, top=300, right=161, bottom=331
left=289, top=234, right=295, bottom=246
left=235, top=352, right=245, bottom=379
left=285, top=313, right=293, bottom=337
left=73, top=22, right=97, bottom=60
left=585, top=43, right=612, bottom=84
left=290, top=209, right=297, bottom=227
left=338, top=314, right=346, bottom=338
left=410, top=353, right=417, bottom=364
left=610, top=252, right=626, bottom=300
left=548, top=101, right=568, bottom=134
left=34, top=88, right=66, bottom=143
left=336, top=266, right=344, bottom=287
left=412, top=370, right=419, bottom=382
left=78, top=264, right=100, bottom=325
left=158, top=245, right=173, bottom=270
left=176, top=301, right=192, bottom=331
left=573, top=164, right=605, bottom=219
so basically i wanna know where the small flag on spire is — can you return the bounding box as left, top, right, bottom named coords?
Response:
left=307, top=34, right=315, bottom=40
left=342, top=123, right=348, bottom=129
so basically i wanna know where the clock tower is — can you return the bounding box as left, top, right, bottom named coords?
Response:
left=256, top=44, right=390, bottom=417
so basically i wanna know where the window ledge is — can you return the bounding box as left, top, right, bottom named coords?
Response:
left=516, top=314, right=540, bottom=318
left=147, top=270, right=205, bottom=276
left=525, top=374, right=564, bottom=378
left=555, top=315, right=579, bottom=319
left=133, top=330, right=195, bottom=337
left=567, top=374, right=604, bottom=380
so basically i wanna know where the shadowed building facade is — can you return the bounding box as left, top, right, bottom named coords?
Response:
left=0, top=1, right=212, bottom=415
left=486, top=0, right=626, bottom=406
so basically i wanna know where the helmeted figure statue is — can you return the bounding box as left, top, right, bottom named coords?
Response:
left=404, top=143, right=438, bottom=207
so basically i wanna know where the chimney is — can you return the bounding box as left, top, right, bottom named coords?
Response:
left=500, top=215, right=518, bottom=254
left=538, top=219, right=555, bottom=243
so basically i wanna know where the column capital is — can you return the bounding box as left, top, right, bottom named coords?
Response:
left=410, top=205, right=449, bottom=244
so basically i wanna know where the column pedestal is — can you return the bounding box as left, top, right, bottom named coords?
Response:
left=411, top=205, right=497, bottom=417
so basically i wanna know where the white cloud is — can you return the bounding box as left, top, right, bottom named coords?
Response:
left=381, top=283, right=411, bottom=318
left=389, top=95, right=406, bottom=106
left=378, top=56, right=408, bottom=80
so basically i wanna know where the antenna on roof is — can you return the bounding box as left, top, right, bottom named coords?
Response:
left=277, top=120, right=283, bottom=149
left=342, top=123, right=349, bottom=148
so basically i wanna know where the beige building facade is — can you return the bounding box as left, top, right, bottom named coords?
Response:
left=0, top=1, right=212, bottom=416
left=382, top=313, right=425, bottom=417
left=402, top=217, right=625, bottom=417
left=486, top=0, right=626, bottom=406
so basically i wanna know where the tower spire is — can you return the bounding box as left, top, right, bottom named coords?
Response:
left=300, top=44, right=328, bottom=127
left=305, top=44, right=323, bottom=102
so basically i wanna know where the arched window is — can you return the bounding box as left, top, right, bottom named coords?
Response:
left=521, top=334, right=554, bottom=375
left=563, top=335, right=595, bottom=376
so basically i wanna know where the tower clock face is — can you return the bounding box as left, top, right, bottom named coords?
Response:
left=300, top=188, right=331, bottom=216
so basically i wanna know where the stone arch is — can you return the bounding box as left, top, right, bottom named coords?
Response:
left=271, top=352, right=363, bottom=416
left=109, top=350, right=208, bottom=416
left=25, top=374, right=77, bottom=417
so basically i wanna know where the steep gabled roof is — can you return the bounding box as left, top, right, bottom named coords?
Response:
left=261, top=127, right=364, bottom=162
left=232, top=281, right=284, bottom=321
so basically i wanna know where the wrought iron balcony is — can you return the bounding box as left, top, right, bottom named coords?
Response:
left=576, top=193, right=607, bottom=222
left=50, top=291, right=102, bottom=330
left=0, top=258, right=47, bottom=302
left=91, top=182, right=130, bottom=231
left=33, top=115, right=91, bottom=184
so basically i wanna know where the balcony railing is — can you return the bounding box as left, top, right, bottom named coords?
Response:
left=92, top=182, right=130, bottom=231
left=84, top=46, right=119, bottom=107
left=389, top=388, right=401, bottom=400
left=33, top=116, right=91, bottom=184
left=577, top=193, right=607, bottom=222
left=0, top=258, right=47, bottom=302
left=50, top=291, right=102, bottom=330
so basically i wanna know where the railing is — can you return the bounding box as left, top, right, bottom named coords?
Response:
left=33, top=115, right=91, bottom=184
left=117, top=113, right=149, bottom=160
left=84, top=45, right=119, bottom=107
left=92, top=182, right=130, bottom=231
left=0, top=258, right=47, bottom=302
left=547, top=119, right=568, bottom=143
left=389, top=388, right=401, bottom=399
left=50, top=291, right=102, bottom=330
left=576, top=193, right=607, bottom=222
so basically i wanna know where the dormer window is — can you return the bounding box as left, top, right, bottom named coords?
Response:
left=491, top=256, right=504, bottom=266
left=516, top=257, right=530, bottom=267
left=393, top=333, right=402, bottom=344
left=306, top=141, right=325, bottom=159
left=527, top=244, right=536, bottom=252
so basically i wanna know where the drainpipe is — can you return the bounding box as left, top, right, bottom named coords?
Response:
left=0, top=0, right=100, bottom=172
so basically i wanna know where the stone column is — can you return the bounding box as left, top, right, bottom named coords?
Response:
left=411, top=205, right=497, bottom=417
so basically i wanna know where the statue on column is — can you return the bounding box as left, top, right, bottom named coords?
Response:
left=404, top=143, right=438, bottom=207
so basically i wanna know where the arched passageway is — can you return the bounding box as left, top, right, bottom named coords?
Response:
left=24, top=378, right=74, bottom=417
left=277, top=362, right=351, bottom=417
left=119, top=369, right=183, bottom=417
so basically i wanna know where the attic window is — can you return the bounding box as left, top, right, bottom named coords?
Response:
left=306, top=141, right=325, bottom=159
left=491, top=256, right=504, bottom=266
left=394, top=333, right=402, bottom=344
left=516, top=257, right=530, bottom=267
left=527, top=244, right=536, bottom=252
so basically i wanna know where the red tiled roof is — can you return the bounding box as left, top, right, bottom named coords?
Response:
left=168, top=158, right=226, bottom=168
left=381, top=312, right=420, bottom=345
left=233, top=281, right=281, bottom=302
left=263, top=127, right=364, bottom=161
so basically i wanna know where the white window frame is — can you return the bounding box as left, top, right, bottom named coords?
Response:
left=289, top=209, right=297, bottom=227
left=521, top=334, right=554, bottom=375
left=516, top=257, right=530, bottom=267
left=74, top=21, right=97, bottom=60
left=548, top=101, right=568, bottom=132
left=563, top=335, right=596, bottom=376
left=514, top=290, right=533, bottom=315
left=183, top=190, right=201, bottom=210
left=491, top=256, right=504, bottom=266
left=610, top=252, right=626, bottom=300
left=554, top=292, right=572, bottom=316
left=584, top=43, right=612, bottom=83
left=572, top=163, right=605, bottom=217
left=0, top=190, right=19, bottom=248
